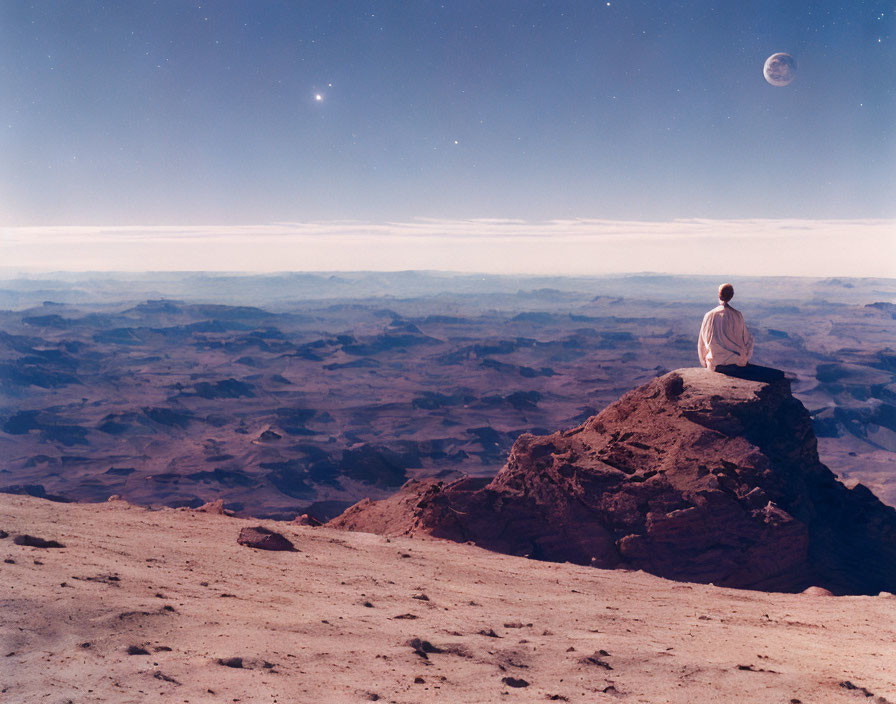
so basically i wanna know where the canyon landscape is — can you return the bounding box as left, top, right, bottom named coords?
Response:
left=2, top=272, right=895, bottom=702
left=1, top=273, right=894, bottom=518
left=4, top=1, right=893, bottom=700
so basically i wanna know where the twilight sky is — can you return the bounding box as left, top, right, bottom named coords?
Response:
left=0, top=1, right=893, bottom=274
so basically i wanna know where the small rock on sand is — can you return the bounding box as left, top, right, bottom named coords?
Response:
left=801, top=586, right=834, bottom=597
left=237, top=526, right=296, bottom=551
left=408, top=638, right=443, bottom=659
left=581, top=653, right=613, bottom=670
left=501, top=677, right=529, bottom=688
left=217, top=657, right=244, bottom=668
left=13, top=535, right=65, bottom=548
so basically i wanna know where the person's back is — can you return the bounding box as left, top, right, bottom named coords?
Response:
left=698, top=283, right=753, bottom=371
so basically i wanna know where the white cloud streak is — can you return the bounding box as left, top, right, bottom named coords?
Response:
left=1, top=218, right=893, bottom=277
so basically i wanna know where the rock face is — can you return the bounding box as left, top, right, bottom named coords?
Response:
left=331, top=368, right=896, bottom=595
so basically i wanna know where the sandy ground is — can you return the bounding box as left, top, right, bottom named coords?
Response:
left=1, top=494, right=895, bottom=704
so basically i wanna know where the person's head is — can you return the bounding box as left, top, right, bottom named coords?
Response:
left=718, top=283, right=734, bottom=303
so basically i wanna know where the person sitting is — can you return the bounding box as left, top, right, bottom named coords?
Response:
left=698, top=283, right=754, bottom=372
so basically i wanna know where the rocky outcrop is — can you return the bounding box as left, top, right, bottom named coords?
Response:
left=331, top=367, right=896, bottom=595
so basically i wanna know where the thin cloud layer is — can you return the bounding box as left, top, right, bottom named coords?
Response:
left=2, top=219, right=893, bottom=277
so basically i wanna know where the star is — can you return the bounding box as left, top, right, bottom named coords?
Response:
left=315, top=94, right=323, bottom=102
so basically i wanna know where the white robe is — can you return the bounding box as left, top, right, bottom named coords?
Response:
left=698, top=302, right=754, bottom=370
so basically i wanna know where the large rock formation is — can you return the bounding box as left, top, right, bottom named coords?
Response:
left=331, top=367, right=896, bottom=595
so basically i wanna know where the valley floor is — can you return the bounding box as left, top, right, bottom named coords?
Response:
left=1, top=494, right=894, bottom=704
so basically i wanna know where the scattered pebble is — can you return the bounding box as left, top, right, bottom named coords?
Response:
left=581, top=653, right=613, bottom=670
left=838, top=681, right=882, bottom=699
left=501, top=676, right=529, bottom=688
left=217, top=657, right=244, bottom=668
left=153, top=671, right=180, bottom=684
left=408, top=638, right=443, bottom=659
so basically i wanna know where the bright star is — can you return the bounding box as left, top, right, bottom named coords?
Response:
left=315, top=94, right=323, bottom=101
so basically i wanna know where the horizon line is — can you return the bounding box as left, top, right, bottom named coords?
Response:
left=2, top=217, right=894, bottom=278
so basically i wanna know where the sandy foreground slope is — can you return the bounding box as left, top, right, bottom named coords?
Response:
left=1, top=494, right=894, bottom=704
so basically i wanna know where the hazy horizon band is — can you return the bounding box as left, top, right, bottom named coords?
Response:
left=2, top=218, right=893, bottom=277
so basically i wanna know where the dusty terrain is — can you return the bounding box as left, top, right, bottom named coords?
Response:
left=2, top=493, right=896, bottom=704
left=1, top=273, right=894, bottom=517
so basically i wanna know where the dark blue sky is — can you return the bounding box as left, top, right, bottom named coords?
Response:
left=1, top=1, right=893, bottom=225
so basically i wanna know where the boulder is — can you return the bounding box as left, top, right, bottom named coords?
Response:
left=237, top=526, right=296, bottom=551
left=330, top=367, right=896, bottom=595
left=13, top=534, right=65, bottom=548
